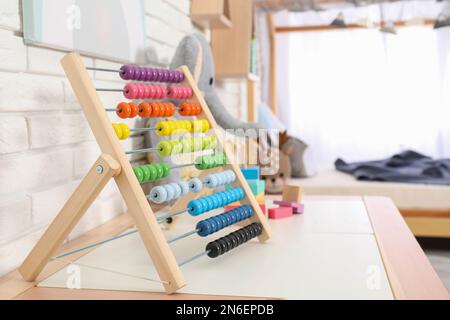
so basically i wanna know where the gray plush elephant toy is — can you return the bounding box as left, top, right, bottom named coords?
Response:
left=170, top=33, right=267, bottom=132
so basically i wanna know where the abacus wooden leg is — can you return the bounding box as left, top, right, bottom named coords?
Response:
left=19, top=154, right=121, bottom=281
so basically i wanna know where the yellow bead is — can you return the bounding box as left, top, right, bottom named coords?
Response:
left=120, top=123, right=130, bottom=140
left=112, top=123, right=122, bottom=139
left=192, top=120, right=203, bottom=133
left=184, top=120, right=192, bottom=132
left=201, top=119, right=210, bottom=132
left=156, top=121, right=170, bottom=136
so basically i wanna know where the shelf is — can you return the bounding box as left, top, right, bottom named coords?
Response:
left=191, top=0, right=232, bottom=29
left=211, top=0, right=254, bottom=78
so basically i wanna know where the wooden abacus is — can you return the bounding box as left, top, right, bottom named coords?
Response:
left=18, top=52, right=272, bottom=294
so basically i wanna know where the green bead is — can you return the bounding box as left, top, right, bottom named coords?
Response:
left=157, top=141, right=172, bottom=157
left=154, top=163, right=164, bottom=179
left=161, top=162, right=170, bottom=177
left=147, top=164, right=157, bottom=181
left=133, top=166, right=144, bottom=183
left=141, top=165, right=150, bottom=183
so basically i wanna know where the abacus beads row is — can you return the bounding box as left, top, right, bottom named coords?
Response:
left=167, top=86, right=193, bottom=100
left=156, top=119, right=210, bottom=136
left=149, top=181, right=190, bottom=204
left=120, top=65, right=184, bottom=83
left=138, top=102, right=176, bottom=118
left=195, top=152, right=227, bottom=170
left=204, top=170, right=236, bottom=188
left=123, top=84, right=193, bottom=100
left=206, top=223, right=263, bottom=258
left=112, top=123, right=130, bottom=140
left=178, top=102, right=202, bottom=116
left=187, top=187, right=245, bottom=216
left=124, top=84, right=166, bottom=100
left=157, top=136, right=217, bottom=157
left=196, top=205, right=254, bottom=237
left=133, top=162, right=170, bottom=183
left=115, top=102, right=200, bottom=119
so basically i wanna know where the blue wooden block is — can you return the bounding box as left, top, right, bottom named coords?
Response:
left=247, top=179, right=265, bottom=195
left=241, top=167, right=260, bottom=180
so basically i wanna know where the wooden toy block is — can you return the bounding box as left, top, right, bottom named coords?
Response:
left=268, top=206, right=293, bottom=220
left=273, top=200, right=304, bottom=214
left=241, top=166, right=260, bottom=180
left=255, top=193, right=265, bottom=205
left=282, top=185, right=303, bottom=203
left=247, top=179, right=265, bottom=195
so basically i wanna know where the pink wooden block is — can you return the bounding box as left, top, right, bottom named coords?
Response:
left=273, top=200, right=304, bottom=214
left=268, top=207, right=293, bottom=220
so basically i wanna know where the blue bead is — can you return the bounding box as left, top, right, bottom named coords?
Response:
left=220, top=193, right=227, bottom=206
left=225, top=192, right=233, bottom=204
left=203, top=197, right=213, bottom=211
left=209, top=218, right=218, bottom=232
left=219, top=215, right=228, bottom=227
left=199, top=198, right=211, bottom=212
left=238, top=188, right=244, bottom=199
left=188, top=199, right=203, bottom=216
left=211, top=195, right=220, bottom=209
left=196, top=220, right=211, bottom=237
left=213, top=216, right=223, bottom=230
left=230, top=211, right=237, bottom=223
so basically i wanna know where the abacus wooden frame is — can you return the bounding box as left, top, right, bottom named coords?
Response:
left=18, top=52, right=272, bottom=294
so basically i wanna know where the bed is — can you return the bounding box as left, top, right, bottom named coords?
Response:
left=291, top=169, right=450, bottom=238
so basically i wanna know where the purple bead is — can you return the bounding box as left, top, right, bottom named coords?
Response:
left=138, top=68, right=147, bottom=81
left=150, top=69, right=158, bottom=82
left=145, top=68, right=153, bottom=81
left=161, top=70, right=170, bottom=82
left=156, top=69, right=164, bottom=82
left=178, top=71, right=185, bottom=82
left=120, top=65, right=134, bottom=80
left=167, top=70, right=175, bottom=82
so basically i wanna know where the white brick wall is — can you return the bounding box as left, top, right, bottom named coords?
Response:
left=0, top=0, right=244, bottom=277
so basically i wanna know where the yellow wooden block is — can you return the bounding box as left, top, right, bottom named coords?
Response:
left=282, top=185, right=303, bottom=203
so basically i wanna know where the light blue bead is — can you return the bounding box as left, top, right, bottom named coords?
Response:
left=177, top=181, right=190, bottom=196
left=164, top=184, right=176, bottom=201
left=189, top=178, right=203, bottom=193
left=149, top=186, right=168, bottom=204
left=204, top=174, right=218, bottom=188
left=169, top=182, right=182, bottom=200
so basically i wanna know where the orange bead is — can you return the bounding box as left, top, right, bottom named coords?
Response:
left=193, top=103, right=202, bottom=115
left=116, top=102, right=131, bottom=119
left=166, top=103, right=176, bottom=116
left=179, top=103, right=191, bottom=116
left=129, top=102, right=138, bottom=118
left=152, top=102, right=161, bottom=117
left=138, top=102, right=152, bottom=118
left=159, top=102, right=167, bottom=117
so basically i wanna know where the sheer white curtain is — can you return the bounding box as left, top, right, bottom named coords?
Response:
left=277, top=27, right=450, bottom=171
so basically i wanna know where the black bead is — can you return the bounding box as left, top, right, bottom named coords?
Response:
left=217, top=238, right=228, bottom=254
left=228, top=233, right=239, bottom=249
left=223, top=236, right=233, bottom=252
left=206, top=241, right=221, bottom=258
